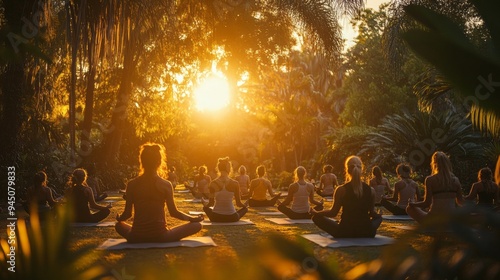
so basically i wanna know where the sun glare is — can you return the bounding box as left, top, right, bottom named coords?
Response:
left=193, top=74, right=230, bottom=111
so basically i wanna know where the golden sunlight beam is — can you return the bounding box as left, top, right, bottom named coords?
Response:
left=193, top=74, right=230, bottom=111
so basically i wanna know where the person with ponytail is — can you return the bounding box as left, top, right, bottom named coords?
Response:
left=277, top=166, right=324, bottom=219
left=202, top=157, right=248, bottom=222
left=66, top=168, right=111, bottom=223
left=380, top=164, right=421, bottom=215
left=23, top=171, right=59, bottom=219
left=247, top=165, right=281, bottom=207
left=311, top=156, right=382, bottom=238
left=464, top=167, right=499, bottom=210
left=115, top=143, right=203, bottom=243
left=407, top=151, right=464, bottom=223
left=368, top=166, right=392, bottom=205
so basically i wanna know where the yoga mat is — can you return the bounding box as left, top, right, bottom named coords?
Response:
left=71, top=222, right=116, bottom=227
left=302, top=234, right=394, bottom=248
left=382, top=215, right=413, bottom=221
left=175, top=190, right=191, bottom=193
left=392, top=225, right=416, bottom=231
left=201, top=219, right=254, bottom=226
left=183, top=198, right=202, bottom=203
left=265, top=218, right=314, bottom=224
left=97, top=236, right=216, bottom=250
left=257, top=211, right=285, bottom=216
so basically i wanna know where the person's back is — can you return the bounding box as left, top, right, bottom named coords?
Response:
left=397, top=179, right=418, bottom=207
left=213, top=180, right=236, bottom=215
left=427, top=174, right=461, bottom=215
left=67, top=184, right=92, bottom=221
left=473, top=180, right=498, bottom=208
left=340, top=182, right=372, bottom=234
left=127, top=176, right=168, bottom=240
left=235, top=174, right=250, bottom=195
left=197, top=175, right=210, bottom=194
left=321, top=173, right=336, bottom=195
left=477, top=182, right=497, bottom=205
left=251, top=178, right=269, bottom=201
left=370, top=177, right=389, bottom=204
left=291, top=182, right=310, bottom=213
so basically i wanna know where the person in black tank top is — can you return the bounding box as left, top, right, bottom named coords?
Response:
left=465, top=167, right=499, bottom=210
left=407, top=151, right=464, bottom=224
left=66, top=168, right=111, bottom=223
left=115, top=143, right=203, bottom=243
left=311, top=156, right=382, bottom=238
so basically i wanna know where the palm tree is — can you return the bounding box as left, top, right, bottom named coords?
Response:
left=361, top=110, right=488, bottom=175
left=97, top=0, right=366, bottom=163
left=385, top=0, right=500, bottom=138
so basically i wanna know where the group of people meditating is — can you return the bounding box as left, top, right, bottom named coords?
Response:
left=23, top=142, right=500, bottom=244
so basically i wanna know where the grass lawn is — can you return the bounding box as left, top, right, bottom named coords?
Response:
left=1, top=189, right=444, bottom=279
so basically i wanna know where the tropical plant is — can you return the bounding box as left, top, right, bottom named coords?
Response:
left=361, top=110, right=489, bottom=178
left=335, top=4, right=421, bottom=127
left=347, top=205, right=500, bottom=279
left=385, top=0, right=500, bottom=139
left=0, top=205, right=106, bottom=279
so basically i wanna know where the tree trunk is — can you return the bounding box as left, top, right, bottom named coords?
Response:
left=0, top=0, right=37, bottom=166
left=80, top=39, right=96, bottom=159
left=101, top=43, right=135, bottom=164
left=0, top=62, right=26, bottom=166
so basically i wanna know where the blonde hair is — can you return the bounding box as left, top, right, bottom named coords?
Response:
left=345, top=156, right=363, bottom=198
left=430, top=151, right=453, bottom=190
left=216, top=157, right=232, bottom=175
left=294, top=166, right=306, bottom=182
left=139, top=143, right=168, bottom=178
left=238, top=165, right=247, bottom=175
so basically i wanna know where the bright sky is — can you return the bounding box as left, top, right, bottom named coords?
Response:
left=342, top=0, right=388, bottom=51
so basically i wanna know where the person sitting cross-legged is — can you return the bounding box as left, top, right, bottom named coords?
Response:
left=380, top=163, right=421, bottom=215
left=115, top=143, right=203, bottom=243
left=202, top=157, right=248, bottom=223
left=278, top=166, right=324, bottom=219
left=247, top=165, right=281, bottom=207
left=311, top=156, right=382, bottom=238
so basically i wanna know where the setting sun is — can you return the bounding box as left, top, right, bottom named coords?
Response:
left=193, top=74, right=231, bottom=111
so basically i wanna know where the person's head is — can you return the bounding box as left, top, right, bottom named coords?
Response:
left=430, top=151, right=453, bottom=186
left=372, top=166, right=382, bottom=180
left=139, top=143, right=167, bottom=177
left=216, top=157, right=232, bottom=175
left=256, top=165, right=266, bottom=177
left=198, top=165, right=207, bottom=175
left=478, top=167, right=492, bottom=182
left=71, top=168, right=87, bottom=186
left=294, top=166, right=306, bottom=182
left=345, top=156, right=363, bottom=181
left=34, top=171, right=48, bottom=188
left=396, top=163, right=411, bottom=179
left=323, top=165, right=333, bottom=173
left=238, top=165, right=247, bottom=175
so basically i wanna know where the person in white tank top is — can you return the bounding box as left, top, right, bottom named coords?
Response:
left=203, top=157, right=248, bottom=222
left=278, top=166, right=323, bottom=219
